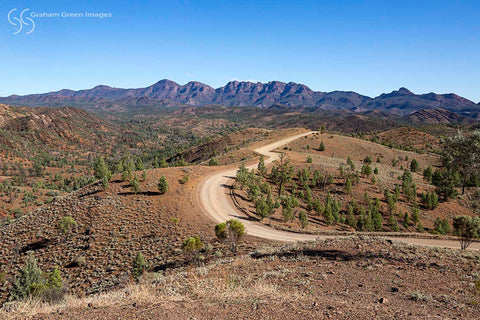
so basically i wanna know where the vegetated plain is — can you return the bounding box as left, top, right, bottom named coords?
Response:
left=0, top=84, right=479, bottom=319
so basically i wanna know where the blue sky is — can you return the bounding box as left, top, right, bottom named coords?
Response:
left=2, top=0, right=480, bottom=101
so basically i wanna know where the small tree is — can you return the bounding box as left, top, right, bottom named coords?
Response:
left=158, top=175, right=168, bottom=194
left=453, top=216, right=480, bottom=250
left=423, top=165, right=433, bottom=182
left=257, top=155, right=267, bottom=177
left=132, top=252, right=148, bottom=281
left=131, top=176, right=140, bottom=193
left=182, top=235, right=203, bottom=261
left=306, top=156, right=313, bottom=163
left=56, top=216, right=78, bottom=238
left=298, top=211, right=309, bottom=229
left=364, top=156, right=372, bottom=164
left=319, top=141, right=325, bottom=151
left=410, top=159, right=420, bottom=172
left=215, top=219, right=246, bottom=253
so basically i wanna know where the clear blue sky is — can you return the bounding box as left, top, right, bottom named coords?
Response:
left=2, top=0, right=480, bottom=101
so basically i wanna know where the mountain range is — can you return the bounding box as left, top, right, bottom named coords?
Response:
left=1, top=80, right=479, bottom=119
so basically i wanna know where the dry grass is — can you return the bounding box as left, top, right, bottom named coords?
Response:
left=0, top=255, right=298, bottom=319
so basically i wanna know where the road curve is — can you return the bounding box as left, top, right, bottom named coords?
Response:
left=198, top=131, right=480, bottom=250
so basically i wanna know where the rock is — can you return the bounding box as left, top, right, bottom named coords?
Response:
left=391, top=287, right=399, bottom=293
left=378, top=298, right=388, bottom=304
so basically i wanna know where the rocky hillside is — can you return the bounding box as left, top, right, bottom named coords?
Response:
left=0, top=104, right=137, bottom=157
left=1, top=81, right=478, bottom=119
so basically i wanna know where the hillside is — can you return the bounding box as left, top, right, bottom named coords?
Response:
left=5, top=237, right=480, bottom=319
left=1, top=81, right=479, bottom=119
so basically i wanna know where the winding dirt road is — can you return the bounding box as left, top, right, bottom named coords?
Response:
left=198, top=131, right=480, bottom=250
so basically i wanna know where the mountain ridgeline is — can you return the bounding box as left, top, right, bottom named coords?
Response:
left=1, top=80, right=479, bottom=119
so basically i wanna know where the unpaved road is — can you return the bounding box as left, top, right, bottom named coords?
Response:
left=198, top=131, right=480, bottom=250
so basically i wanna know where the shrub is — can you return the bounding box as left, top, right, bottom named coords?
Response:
left=421, top=191, right=439, bottom=209
left=215, top=219, right=246, bottom=253
left=298, top=211, right=308, bottom=229
left=433, top=217, right=451, bottom=235
left=158, top=175, right=168, bottom=194
left=423, top=165, right=433, bottom=182
left=56, top=216, right=77, bottom=238
left=10, top=253, right=65, bottom=303
left=363, top=156, right=372, bottom=164
left=306, top=156, right=313, bottom=163
left=208, top=158, right=219, bottom=166
left=318, top=141, right=325, bottom=151
left=410, top=159, right=419, bottom=172
left=130, top=176, right=140, bottom=193
left=132, top=252, right=148, bottom=281
left=182, top=235, right=203, bottom=260
left=453, top=216, right=480, bottom=250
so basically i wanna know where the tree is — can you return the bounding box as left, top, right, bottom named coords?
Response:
left=131, top=176, right=140, bottom=193
left=132, top=252, right=148, bottom=281
left=182, top=235, right=203, bottom=261
left=347, top=157, right=355, bottom=171
left=158, top=175, right=168, bottom=194
left=345, top=176, right=352, bottom=194
left=306, top=156, right=313, bottom=163
left=403, top=212, right=410, bottom=228
left=423, top=165, right=433, bottom=182
left=56, top=216, right=78, bottom=238
left=215, top=219, right=246, bottom=253
left=159, top=155, right=168, bottom=168
left=374, top=167, right=379, bottom=175
left=362, top=164, right=372, bottom=176
left=257, top=156, right=267, bottom=177
left=270, top=154, right=294, bottom=195
left=10, top=252, right=43, bottom=301
left=319, top=141, right=325, bottom=151
left=411, top=205, right=420, bottom=224
left=389, top=214, right=399, bottom=232
left=410, top=159, right=420, bottom=172
left=364, top=156, right=372, bottom=164
left=421, top=191, right=439, bottom=209
left=255, top=194, right=275, bottom=221
left=434, top=217, right=451, bottom=235
left=298, top=211, right=309, bottom=229
left=442, top=130, right=480, bottom=194
left=94, top=156, right=111, bottom=181
left=453, top=216, right=480, bottom=250
left=432, top=168, right=459, bottom=200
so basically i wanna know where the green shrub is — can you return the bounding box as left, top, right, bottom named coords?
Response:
left=56, top=216, right=78, bottom=238
left=215, top=219, right=246, bottom=253
left=132, top=252, right=148, bottom=281
left=298, top=212, right=309, bottom=229
left=158, top=175, right=168, bottom=194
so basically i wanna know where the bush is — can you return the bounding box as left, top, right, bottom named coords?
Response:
left=56, top=216, right=77, bottom=238
left=421, top=191, right=439, bottom=209
left=208, top=158, right=219, bottom=166
left=182, top=235, right=203, bottom=260
left=433, top=217, right=451, bottom=235
left=180, top=174, right=189, bottom=184
left=215, top=219, right=246, bottom=253
left=306, top=156, right=313, bottom=163
left=318, top=141, right=325, bottom=151
left=363, top=156, right=372, bottom=164
left=158, top=175, right=168, bottom=194
left=410, top=159, right=419, bottom=172
left=132, top=252, right=148, bottom=281
left=298, top=212, right=309, bottom=229
left=130, top=176, right=140, bottom=193
left=10, top=253, right=65, bottom=303
left=453, top=216, right=480, bottom=250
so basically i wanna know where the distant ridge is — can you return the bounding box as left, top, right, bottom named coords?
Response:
left=0, top=80, right=478, bottom=119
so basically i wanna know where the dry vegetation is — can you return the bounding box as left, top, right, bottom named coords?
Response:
left=2, top=236, right=479, bottom=319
